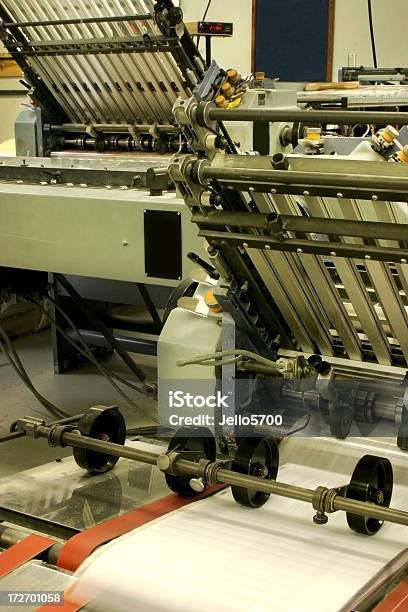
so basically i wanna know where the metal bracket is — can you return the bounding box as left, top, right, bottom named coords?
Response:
left=15, top=417, right=45, bottom=439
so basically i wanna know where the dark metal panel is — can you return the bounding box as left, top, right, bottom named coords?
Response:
left=144, top=210, right=182, bottom=281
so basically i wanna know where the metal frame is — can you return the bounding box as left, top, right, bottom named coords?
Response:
left=170, top=98, right=408, bottom=367
left=0, top=0, right=206, bottom=132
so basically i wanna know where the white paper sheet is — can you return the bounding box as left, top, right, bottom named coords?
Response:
left=69, top=438, right=408, bottom=612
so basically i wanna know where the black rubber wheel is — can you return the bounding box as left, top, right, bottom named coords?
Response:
left=231, top=437, right=279, bottom=508
left=329, top=391, right=354, bottom=439
left=165, top=427, right=216, bottom=497
left=73, top=407, right=126, bottom=475
left=346, top=455, right=393, bottom=536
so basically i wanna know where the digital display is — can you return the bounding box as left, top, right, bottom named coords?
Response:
left=198, top=22, right=233, bottom=36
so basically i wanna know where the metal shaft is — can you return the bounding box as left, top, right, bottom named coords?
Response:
left=333, top=496, right=408, bottom=527
left=192, top=210, right=408, bottom=242
left=207, top=107, right=408, bottom=126
left=0, top=414, right=82, bottom=444
left=23, top=423, right=408, bottom=528
left=36, top=427, right=162, bottom=466
left=201, top=165, right=408, bottom=193
left=4, top=14, right=153, bottom=28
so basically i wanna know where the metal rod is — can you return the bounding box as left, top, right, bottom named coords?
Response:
left=9, top=42, right=175, bottom=58
left=38, top=428, right=162, bottom=466
left=334, top=496, right=408, bottom=527
left=137, top=284, right=163, bottom=333
left=206, top=106, right=408, bottom=126
left=3, top=14, right=153, bottom=29
left=201, top=165, right=408, bottom=192
left=200, top=230, right=408, bottom=264
left=50, top=123, right=176, bottom=132
left=18, top=421, right=408, bottom=529
left=66, top=330, right=158, bottom=357
left=0, top=506, right=79, bottom=540
left=215, top=468, right=315, bottom=503
left=192, top=210, right=408, bottom=242
left=15, top=34, right=172, bottom=49
left=0, top=414, right=82, bottom=444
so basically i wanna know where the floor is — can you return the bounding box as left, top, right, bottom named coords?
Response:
left=0, top=330, right=158, bottom=477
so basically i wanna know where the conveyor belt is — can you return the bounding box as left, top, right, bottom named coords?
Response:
left=0, top=0, right=202, bottom=129
left=0, top=535, right=56, bottom=579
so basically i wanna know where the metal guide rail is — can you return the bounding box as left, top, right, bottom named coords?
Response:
left=169, top=99, right=408, bottom=368
left=0, top=155, right=172, bottom=189
left=0, top=0, right=205, bottom=131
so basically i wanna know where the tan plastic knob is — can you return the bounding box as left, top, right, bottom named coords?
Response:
left=215, top=95, right=227, bottom=108
left=227, top=69, right=240, bottom=83
left=221, top=81, right=234, bottom=97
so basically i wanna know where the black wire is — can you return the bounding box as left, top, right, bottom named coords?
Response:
left=202, top=0, right=212, bottom=21
left=0, top=320, right=67, bottom=419
left=27, top=297, right=158, bottom=424
left=368, top=0, right=378, bottom=68
left=196, top=0, right=212, bottom=45
left=44, top=296, right=148, bottom=395
left=286, top=411, right=312, bottom=437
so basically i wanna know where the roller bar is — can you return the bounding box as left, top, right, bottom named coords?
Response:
left=205, top=106, right=408, bottom=126
left=1, top=13, right=153, bottom=29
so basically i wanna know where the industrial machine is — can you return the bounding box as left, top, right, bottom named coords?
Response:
left=2, top=2, right=408, bottom=611
left=0, top=0, right=211, bottom=374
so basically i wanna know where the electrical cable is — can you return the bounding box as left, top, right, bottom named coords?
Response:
left=177, top=350, right=284, bottom=370
left=27, top=297, right=158, bottom=424
left=44, top=295, right=149, bottom=396
left=368, top=0, right=378, bottom=68
left=0, top=320, right=67, bottom=419
left=196, top=0, right=212, bottom=45
left=286, top=412, right=312, bottom=437
left=202, top=0, right=212, bottom=21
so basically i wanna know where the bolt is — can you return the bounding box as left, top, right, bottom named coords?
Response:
left=369, top=487, right=384, bottom=505
left=251, top=462, right=269, bottom=479
left=313, top=512, right=329, bottom=525
left=122, top=240, right=129, bottom=247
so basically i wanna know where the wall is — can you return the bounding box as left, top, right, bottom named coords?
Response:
left=0, top=43, right=26, bottom=146
left=178, top=1, right=408, bottom=82
left=179, top=0, right=253, bottom=75
left=332, top=0, right=408, bottom=78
